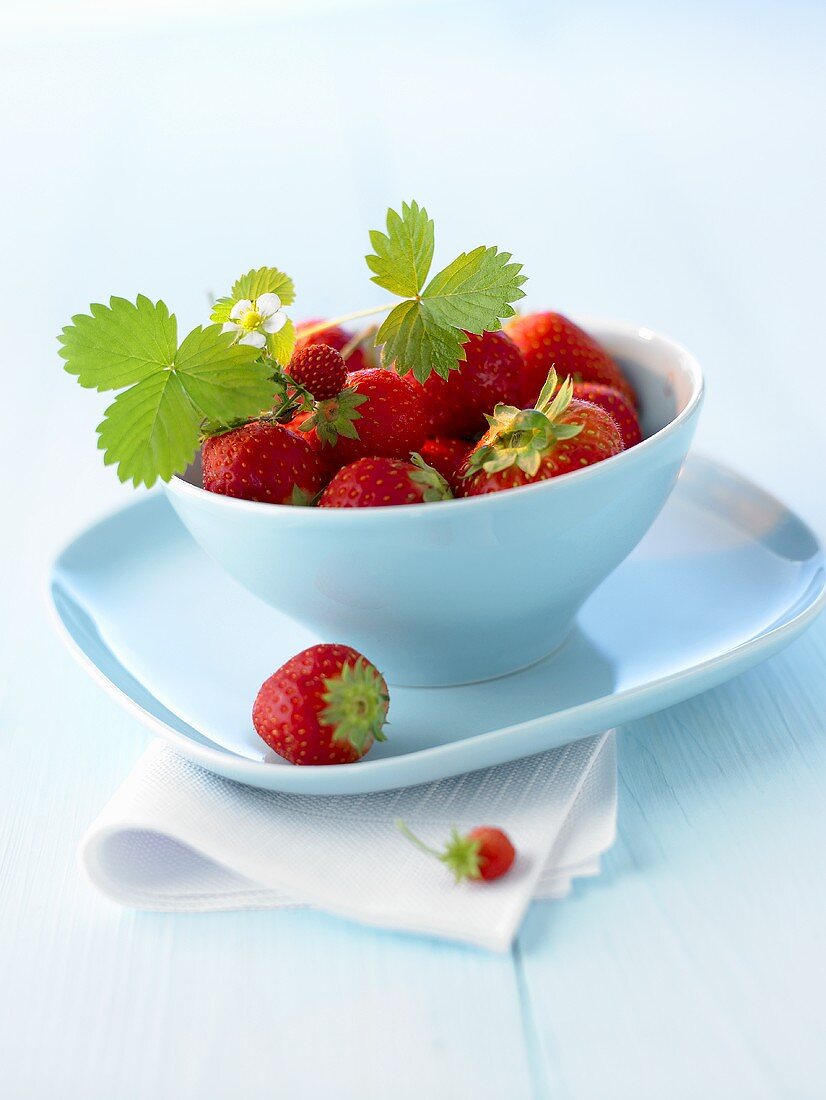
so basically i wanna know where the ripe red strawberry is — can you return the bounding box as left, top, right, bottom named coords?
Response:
left=396, top=820, right=516, bottom=883
left=295, top=319, right=372, bottom=372
left=507, top=311, right=636, bottom=408
left=419, top=436, right=471, bottom=495
left=296, top=367, right=427, bottom=468
left=318, top=455, right=452, bottom=508
left=202, top=421, right=327, bottom=505
left=573, top=382, right=642, bottom=448
left=406, top=329, right=525, bottom=438
left=461, top=369, right=624, bottom=497
left=288, top=343, right=347, bottom=401
left=253, top=644, right=389, bottom=765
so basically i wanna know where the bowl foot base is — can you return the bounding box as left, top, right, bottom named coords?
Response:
left=366, top=620, right=577, bottom=689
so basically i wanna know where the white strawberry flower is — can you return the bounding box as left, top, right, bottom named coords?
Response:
left=222, top=292, right=287, bottom=349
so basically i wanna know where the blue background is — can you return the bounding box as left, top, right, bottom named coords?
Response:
left=1, top=1, right=825, bottom=1096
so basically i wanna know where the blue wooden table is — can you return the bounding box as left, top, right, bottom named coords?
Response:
left=2, top=2, right=825, bottom=1096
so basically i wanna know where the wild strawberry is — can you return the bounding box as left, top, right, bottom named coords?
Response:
left=395, top=820, right=516, bottom=883
left=202, top=421, right=327, bottom=505
left=318, top=455, right=452, bottom=508
left=461, top=369, right=624, bottom=497
left=419, top=436, right=471, bottom=495
left=253, top=644, right=389, bottom=765
left=507, top=311, right=636, bottom=408
left=296, top=367, right=427, bottom=468
left=573, top=382, right=642, bottom=448
left=287, top=343, right=347, bottom=401
left=406, top=329, right=525, bottom=438
left=295, top=319, right=372, bottom=371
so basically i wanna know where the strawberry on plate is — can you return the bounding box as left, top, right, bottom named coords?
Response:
left=295, top=319, right=372, bottom=372
left=406, top=329, right=525, bottom=438
left=573, top=381, right=642, bottom=448
left=507, top=311, right=636, bottom=408
left=202, top=421, right=327, bottom=505
left=419, top=436, right=471, bottom=495
left=319, top=455, right=452, bottom=508
left=461, top=368, right=624, bottom=497
left=253, top=644, right=389, bottom=765
left=295, top=367, right=428, bottom=468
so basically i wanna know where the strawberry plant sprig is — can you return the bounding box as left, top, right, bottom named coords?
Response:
left=58, top=200, right=527, bottom=489
left=58, top=297, right=279, bottom=488
left=302, top=200, right=527, bottom=382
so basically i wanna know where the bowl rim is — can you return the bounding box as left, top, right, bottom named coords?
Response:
left=166, top=316, right=704, bottom=519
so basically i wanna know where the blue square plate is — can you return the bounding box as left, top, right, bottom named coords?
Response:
left=48, top=455, right=825, bottom=794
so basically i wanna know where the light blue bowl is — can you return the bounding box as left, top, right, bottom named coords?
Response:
left=165, top=318, right=704, bottom=686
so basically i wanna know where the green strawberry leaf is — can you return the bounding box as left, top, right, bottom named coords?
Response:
left=366, top=200, right=434, bottom=298
left=266, top=317, right=297, bottom=367
left=231, top=266, right=295, bottom=307
left=209, top=296, right=235, bottom=325
left=61, top=297, right=278, bottom=488
left=58, top=295, right=178, bottom=391
left=174, top=324, right=275, bottom=422
left=97, top=371, right=201, bottom=489
left=366, top=202, right=527, bottom=381
left=420, top=246, right=525, bottom=334
left=375, top=300, right=468, bottom=384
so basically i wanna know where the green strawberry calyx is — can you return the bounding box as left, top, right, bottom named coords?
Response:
left=408, top=453, right=453, bottom=502
left=465, top=368, right=583, bottom=479
left=288, top=485, right=315, bottom=507
left=297, top=386, right=369, bottom=447
left=320, top=657, right=389, bottom=754
left=395, top=820, right=484, bottom=883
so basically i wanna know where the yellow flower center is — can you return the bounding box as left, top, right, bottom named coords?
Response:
left=239, top=308, right=262, bottom=332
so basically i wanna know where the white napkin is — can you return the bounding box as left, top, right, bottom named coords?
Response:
left=80, top=732, right=617, bottom=951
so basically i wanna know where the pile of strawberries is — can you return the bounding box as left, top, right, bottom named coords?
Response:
left=201, top=311, right=641, bottom=507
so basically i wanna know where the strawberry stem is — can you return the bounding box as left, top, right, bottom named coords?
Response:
left=340, top=323, right=379, bottom=362
left=396, top=820, right=484, bottom=882
left=299, top=303, right=395, bottom=340
left=395, top=819, right=442, bottom=859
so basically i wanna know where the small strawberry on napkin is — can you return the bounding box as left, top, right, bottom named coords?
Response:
left=80, top=732, right=616, bottom=952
